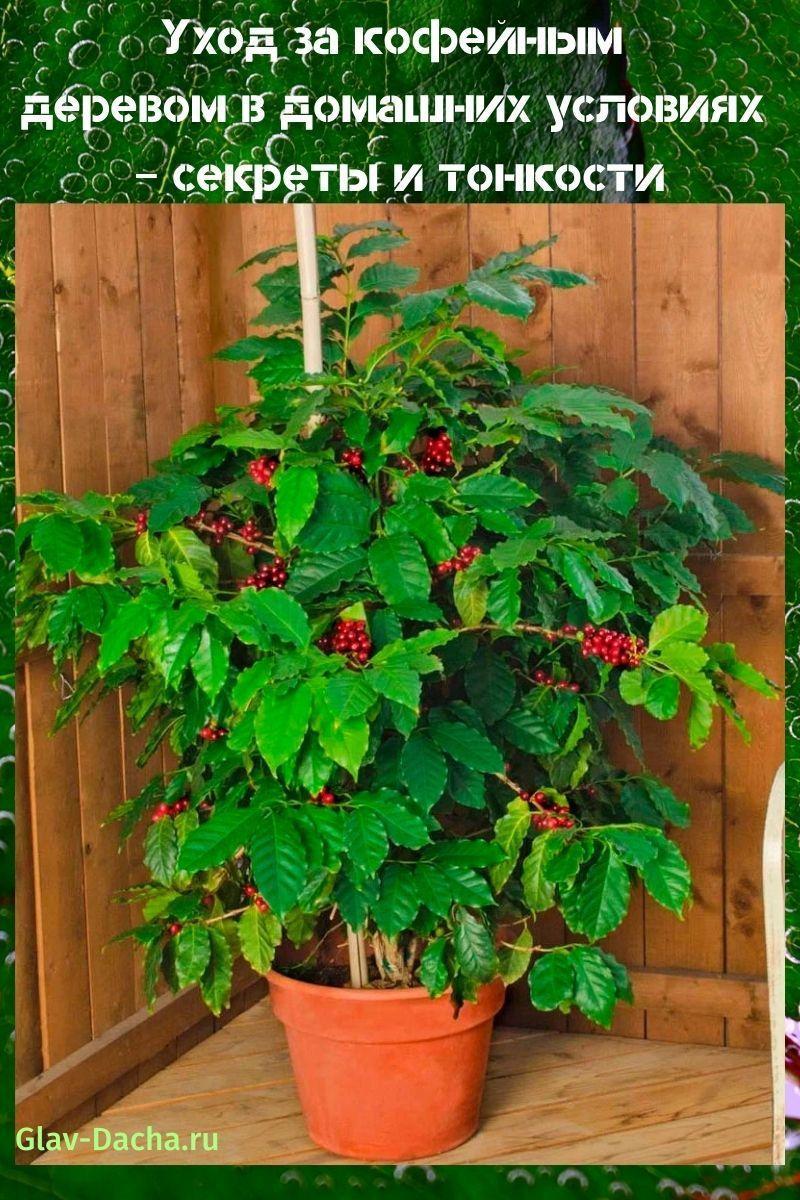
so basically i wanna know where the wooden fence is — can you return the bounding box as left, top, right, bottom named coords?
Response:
left=15, top=204, right=784, bottom=1120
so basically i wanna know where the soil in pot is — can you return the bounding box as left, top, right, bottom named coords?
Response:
left=268, top=970, right=505, bottom=1162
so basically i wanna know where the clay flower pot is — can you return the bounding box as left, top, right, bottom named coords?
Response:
left=267, top=970, right=505, bottom=1161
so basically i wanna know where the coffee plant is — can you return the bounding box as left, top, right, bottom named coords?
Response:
left=16, top=221, right=782, bottom=1026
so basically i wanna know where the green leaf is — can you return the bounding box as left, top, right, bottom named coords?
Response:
left=192, top=628, right=229, bottom=701
left=369, top=663, right=421, bottom=711
left=490, top=798, right=531, bottom=891
left=642, top=840, right=692, bottom=915
left=78, top=520, right=114, bottom=576
left=347, top=230, right=409, bottom=258
left=247, top=588, right=311, bottom=648
left=465, top=648, right=516, bottom=726
left=299, top=471, right=375, bottom=553
left=371, top=864, right=419, bottom=937
left=324, top=671, right=376, bottom=719
left=232, top=659, right=273, bottom=709
left=174, top=924, right=211, bottom=989
left=529, top=951, right=574, bottom=1010
left=453, top=909, right=498, bottom=982
left=641, top=450, right=721, bottom=534
left=356, top=793, right=429, bottom=849
left=704, top=450, right=785, bottom=495
left=498, top=926, right=533, bottom=985
left=707, top=643, right=778, bottom=698
left=487, top=571, right=521, bottom=629
left=31, top=514, right=85, bottom=575
left=284, top=547, right=367, bottom=604
left=399, top=288, right=451, bottom=328
left=418, top=938, right=451, bottom=997
left=359, top=261, right=419, bottom=292
left=161, top=527, right=219, bottom=594
left=317, top=712, right=370, bottom=776
left=453, top=570, right=488, bottom=626
left=144, top=816, right=178, bottom=885
left=644, top=674, right=681, bottom=720
left=345, top=807, right=389, bottom=877
left=275, top=466, right=318, bottom=546
left=521, top=834, right=558, bottom=914
left=255, top=683, right=312, bottom=771
left=250, top=811, right=308, bottom=918
left=558, top=548, right=603, bottom=621
left=368, top=533, right=431, bottom=612
left=498, top=710, right=559, bottom=755
left=571, top=945, right=617, bottom=1028
left=524, top=383, right=647, bottom=433
left=648, top=605, right=708, bottom=651
left=178, top=806, right=259, bottom=872
left=604, top=476, right=639, bottom=517
left=559, top=845, right=630, bottom=941
left=601, top=826, right=661, bottom=870
left=98, top=600, right=151, bottom=672
left=656, top=641, right=714, bottom=700
left=238, top=903, right=282, bottom=974
left=459, top=473, right=536, bottom=512
left=200, top=926, right=233, bottom=1016
left=401, top=732, right=448, bottom=810
left=465, top=275, right=533, bottom=318
left=132, top=473, right=210, bottom=533
left=620, top=777, right=690, bottom=830
left=429, top=719, right=504, bottom=774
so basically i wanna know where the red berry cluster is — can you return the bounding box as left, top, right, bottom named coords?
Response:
left=199, top=723, right=226, bottom=742
left=318, top=619, right=373, bottom=665
left=435, top=544, right=482, bottom=577
left=520, top=790, right=575, bottom=830
left=311, top=787, right=337, bottom=806
left=209, top=514, right=234, bottom=545
left=151, top=796, right=191, bottom=823
left=167, top=922, right=183, bottom=937
left=240, top=556, right=288, bottom=590
left=239, top=518, right=262, bottom=555
left=248, top=456, right=279, bottom=487
left=341, top=447, right=364, bottom=473
left=396, top=455, right=417, bottom=476
left=243, top=884, right=270, bottom=913
left=420, top=430, right=454, bottom=475
left=533, top=668, right=581, bottom=693
left=135, top=509, right=149, bottom=535
left=186, top=507, right=208, bottom=530
left=581, top=624, right=646, bottom=668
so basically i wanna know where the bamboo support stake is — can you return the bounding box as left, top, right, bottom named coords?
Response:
left=294, top=202, right=368, bottom=987
left=293, top=204, right=323, bottom=375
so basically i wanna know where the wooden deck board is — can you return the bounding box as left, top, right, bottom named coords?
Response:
left=36, top=1001, right=773, bottom=1167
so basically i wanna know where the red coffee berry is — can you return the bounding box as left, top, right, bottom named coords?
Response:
left=200, top=723, right=226, bottom=742
left=201, top=894, right=214, bottom=909
left=312, top=788, right=336, bottom=806
left=320, top=618, right=373, bottom=665
left=167, top=922, right=182, bottom=937
left=581, top=625, right=646, bottom=669
left=420, top=430, right=454, bottom=475
left=247, top=456, right=279, bottom=488
left=240, top=518, right=261, bottom=554
left=243, top=884, right=257, bottom=898
left=255, top=896, right=270, bottom=913
left=341, top=447, right=364, bottom=473
left=135, top=509, right=149, bottom=535
left=241, top=555, right=288, bottom=590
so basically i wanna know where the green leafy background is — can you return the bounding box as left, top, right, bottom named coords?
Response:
left=0, top=0, right=797, bottom=1194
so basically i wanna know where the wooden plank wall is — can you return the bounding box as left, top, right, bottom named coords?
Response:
left=15, top=204, right=784, bottom=1090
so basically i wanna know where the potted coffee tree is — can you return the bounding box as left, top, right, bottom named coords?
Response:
left=16, top=220, right=781, bottom=1161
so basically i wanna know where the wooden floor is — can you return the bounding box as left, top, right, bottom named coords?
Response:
left=37, top=1002, right=774, bottom=1166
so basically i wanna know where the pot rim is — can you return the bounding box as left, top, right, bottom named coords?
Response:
left=266, top=968, right=502, bottom=1004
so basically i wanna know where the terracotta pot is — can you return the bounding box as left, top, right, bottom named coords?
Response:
left=267, top=970, right=505, bottom=1161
